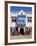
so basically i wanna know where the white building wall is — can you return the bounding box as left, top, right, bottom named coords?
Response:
left=10, top=12, right=17, bottom=17
left=26, top=14, right=32, bottom=27
left=10, top=10, right=32, bottom=32
left=10, top=17, right=16, bottom=27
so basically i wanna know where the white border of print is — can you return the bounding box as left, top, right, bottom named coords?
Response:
left=8, top=3, right=34, bottom=43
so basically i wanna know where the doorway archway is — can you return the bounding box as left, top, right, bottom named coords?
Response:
left=20, top=28, right=24, bottom=35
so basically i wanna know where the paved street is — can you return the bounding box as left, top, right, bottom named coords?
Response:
left=10, top=35, right=32, bottom=40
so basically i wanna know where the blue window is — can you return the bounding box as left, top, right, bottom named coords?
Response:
left=16, top=15, right=26, bottom=27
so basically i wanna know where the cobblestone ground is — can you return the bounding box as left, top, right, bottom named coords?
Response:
left=10, top=35, right=32, bottom=40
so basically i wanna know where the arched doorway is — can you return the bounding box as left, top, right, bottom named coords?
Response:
left=20, top=28, right=24, bottom=35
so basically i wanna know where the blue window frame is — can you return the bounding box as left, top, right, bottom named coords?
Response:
left=16, top=15, right=26, bottom=27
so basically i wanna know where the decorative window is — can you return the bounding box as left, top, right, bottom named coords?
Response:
left=27, top=17, right=32, bottom=22
left=16, top=15, right=26, bottom=27
left=11, top=17, right=16, bottom=22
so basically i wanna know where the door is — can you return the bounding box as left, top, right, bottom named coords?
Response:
left=20, top=28, right=24, bottom=35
